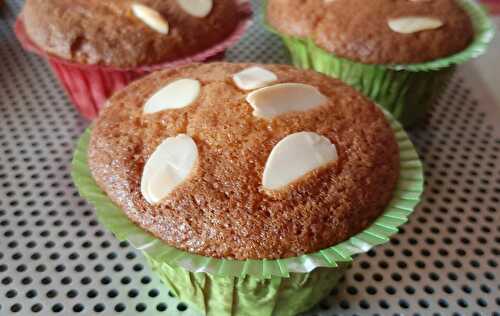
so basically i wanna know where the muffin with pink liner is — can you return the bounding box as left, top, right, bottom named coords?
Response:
left=15, top=0, right=251, bottom=119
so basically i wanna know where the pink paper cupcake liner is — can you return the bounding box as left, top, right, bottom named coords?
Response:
left=15, top=2, right=252, bottom=119
left=480, top=0, right=500, bottom=14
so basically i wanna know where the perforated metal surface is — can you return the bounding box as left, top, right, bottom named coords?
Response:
left=0, top=0, right=499, bottom=315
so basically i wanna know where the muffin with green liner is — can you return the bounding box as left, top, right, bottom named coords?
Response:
left=72, top=62, right=423, bottom=316
left=265, top=0, right=494, bottom=126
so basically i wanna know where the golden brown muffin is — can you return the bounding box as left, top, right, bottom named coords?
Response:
left=88, top=62, right=400, bottom=259
left=266, top=0, right=474, bottom=64
left=20, top=0, right=242, bottom=68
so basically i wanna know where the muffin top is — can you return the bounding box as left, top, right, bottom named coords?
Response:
left=88, top=62, right=400, bottom=260
left=21, top=0, right=243, bottom=68
left=266, top=0, right=474, bottom=64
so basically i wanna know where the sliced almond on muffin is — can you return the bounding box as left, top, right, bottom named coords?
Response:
left=262, top=132, right=338, bottom=191
left=246, top=83, right=327, bottom=119
left=388, top=16, right=443, bottom=34
left=141, top=134, right=198, bottom=204
left=131, top=3, right=169, bottom=34
left=144, top=79, right=201, bottom=114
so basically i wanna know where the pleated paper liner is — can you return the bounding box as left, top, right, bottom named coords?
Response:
left=264, top=0, right=494, bottom=127
left=14, top=1, right=252, bottom=120
left=72, top=109, right=423, bottom=315
left=145, top=255, right=349, bottom=316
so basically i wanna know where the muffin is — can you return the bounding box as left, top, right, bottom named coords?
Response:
left=15, top=0, right=251, bottom=119
left=73, top=63, right=423, bottom=315
left=265, top=0, right=493, bottom=126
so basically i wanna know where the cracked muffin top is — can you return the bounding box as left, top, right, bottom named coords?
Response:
left=88, top=62, right=400, bottom=259
left=20, top=0, right=243, bottom=68
left=266, top=0, right=474, bottom=64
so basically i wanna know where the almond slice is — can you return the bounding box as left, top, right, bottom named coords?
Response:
left=388, top=16, right=443, bottom=34
left=246, top=83, right=328, bottom=120
left=262, top=132, right=338, bottom=190
left=144, top=79, right=201, bottom=114
left=141, top=134, right=198, bottom=204
left=232, top=66, right=278, bottom=90
left=176, top=0, right=213, bottom=18
left=132, top=3, right=169, bottom=34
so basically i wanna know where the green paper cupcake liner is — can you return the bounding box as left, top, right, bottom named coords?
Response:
left=145, top=255, right=349, bottom=316
left=264, top=0, right=494, bottom=126
left=72, top=111, right=423, bottom=316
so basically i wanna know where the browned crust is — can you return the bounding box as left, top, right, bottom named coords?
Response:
left=88, top=62, right=400, bottom=259
left=21, top=0, right=241, bottom=68
left=266, top=0, right=474, bottom=64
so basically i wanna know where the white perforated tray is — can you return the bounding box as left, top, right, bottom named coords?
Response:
left=0, top=0, right=499, bottom=315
